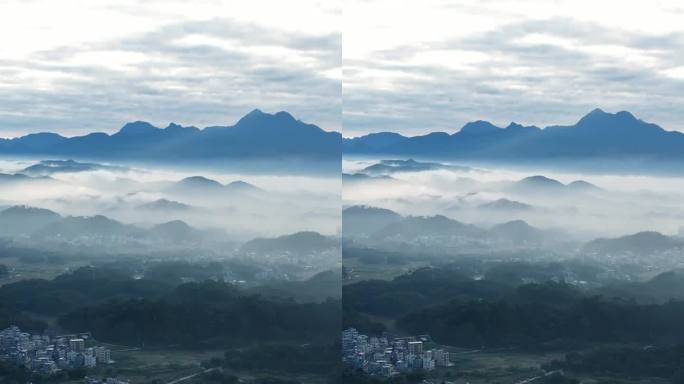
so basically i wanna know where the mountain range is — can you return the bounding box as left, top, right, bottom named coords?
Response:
left=20, top=159, right=126, bottom=176
left=0, top=205, right=203, bottom=245
left=582, top=231, right=684, bottom=256
left=240, top=231, right=339, bottom=255
left=343, top=109, right=684, bottom=165
left=361, top=159, right=471, bottom=175
left=0, top=205, right=332, bottom=252
left=343, top=205, right=684, bottom=255
left=165, top=176, right=262, bottom=199
left=342, top=205, right=554, bottom=246
left=0, top=109, right=340, bottom=170
left=7, top=108, right=676, bottom=169
left=509, top=175, right=600, bottom=195
left=478, top=198, right=534, bottom=212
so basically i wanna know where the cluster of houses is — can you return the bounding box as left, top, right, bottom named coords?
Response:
left=342, top=328, right=451, bottom=377
left=0, top=325, right=112, bottom=375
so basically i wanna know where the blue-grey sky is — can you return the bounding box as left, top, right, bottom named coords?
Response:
left=0, top=0, right=341, bottom=138
left=343, top=0, right=684, bottom=137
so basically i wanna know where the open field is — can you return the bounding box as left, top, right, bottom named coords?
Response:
left=98, top=347, right=223, bottom=383
left=426, top=347, right=672, bottom=384
left=425, top=349, right=562, bottom=384
left=88, top=346, right=331, bottom=384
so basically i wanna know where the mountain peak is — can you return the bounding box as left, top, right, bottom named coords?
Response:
left=225, top=180, right=260, bottom=191
left=570, top=108, right=664, bottom=136
left=577, top=108, right=637, bottom=126
left=567, top=180, right=601, bottom=191
left=460, top=120, right=500, bottom=135
left=576, top=108, right=606, bottom=123
left=516, top=175, right=565, bottom=189
left=1, top=205, right=60, bottom=218
left=179, top=175, right=223, bottom=188
left=274, top=111, right=296, bottom=122
left=238, top=109, right=296, bottom=125
left=615, top=110, right=636, bottom=120
left=235, top=108, right=272, bottom=126
left=118, top=121, right=158, bottom=135
left=230, top=109, right=326, bottom=137
left=504, top=122, right=540, bottom=132
left=165, top=122, right=199, bottom=133
left=247, top=108, right=264, bottom=116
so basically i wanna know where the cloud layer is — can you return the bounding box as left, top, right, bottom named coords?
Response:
left=343, top=0, right=684, bottom=137
left=3, top=1, right=682, bottom=139
left=0, top=0, right=341, bottom=137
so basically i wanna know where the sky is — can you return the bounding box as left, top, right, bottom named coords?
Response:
left=3, top=1, right=683, bottom=140
left=343, top=0, right=684, bottom=137
left=0, top=0, right=341, bottom=138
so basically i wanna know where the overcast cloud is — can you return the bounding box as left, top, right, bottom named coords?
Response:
left=343, top=0, right=684, bottom=137
left=3, top=1, right=683, bottom=139
left=0, top=0, right=341, bottom=137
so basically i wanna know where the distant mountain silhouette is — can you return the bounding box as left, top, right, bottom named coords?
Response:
left=240, top=231, right=338, bottom=255
left=513, top=176, right=565, bottom=191
left=371, top=215, right=486, bottom=241
left=167, top=176, right=261, bottom=196
left=0, top=205, right=61, bottom=236
left=224, top=180, right=262, bottom=193
left=0, top=205, right=59, bottom=218
left=342, top=205, right=402, bottom=237
left=583, top=231, right=683, bottom=256
left=0, top=173, right=55, bottom=185
left=478, top=198, right=534, bottom=212
left=361, top=159, right=470, bottom=175
left=149, top=220, right=201, bottom=243
left=510, top=176, right=600, bottom=194
left=0, top=206, right=218, bottom=248
left=175, top=176, right=225, bottom=190
left=138, top=199, right=192, bottom=211
left=566, top=180, right=601, bottom=192
left=345, top=206, right=562, bottom=248
left=32, top=215, right=143, bottom=240
left=20, top=159, right=126, bottom=176
left=490, top=220, right=545, bottom=244
left=0, top=110, right=340, bottom=166
left=343, top=109, right=684, bottom=164
left=342, top=173, right=395, bottom=184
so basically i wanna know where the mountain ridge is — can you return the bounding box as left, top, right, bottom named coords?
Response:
left=0, top=109, right=340, bottom=167
left=343, top=109, right=684, bottom=164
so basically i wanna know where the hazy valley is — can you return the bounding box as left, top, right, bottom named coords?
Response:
left=341, top=152, right=684, bottom=383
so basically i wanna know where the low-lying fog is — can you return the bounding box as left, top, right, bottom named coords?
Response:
left=0, top=159, right=340, bottom=240
left=343, top=157, right=684, bottom=239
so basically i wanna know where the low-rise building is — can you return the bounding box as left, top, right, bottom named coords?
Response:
left=0, top=325, right=112, bottom=375
left=342, top=328, right=449, bottom=376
